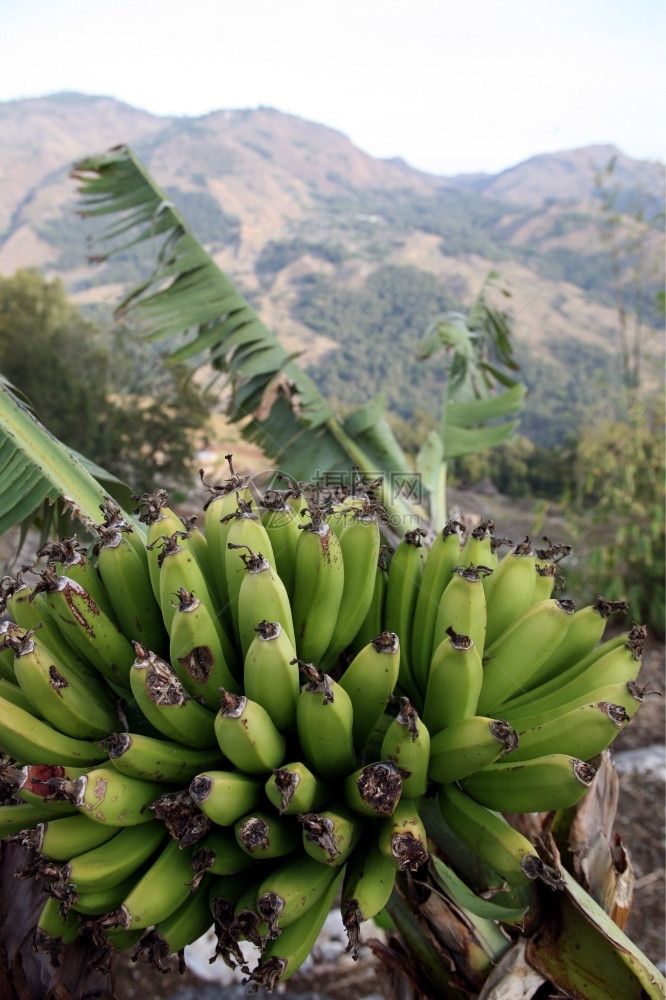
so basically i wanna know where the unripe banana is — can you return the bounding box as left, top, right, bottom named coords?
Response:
left=8, top=627, right=119, bottom=740
left=298, top=803, right=362, bottom=866
left=34, top=894, right=81, bottom=958
left=95, top=518, right=168, bottom=656
left=234, top=810, right=301, bottom=860
left=533, top=563, right=558, bottom=603
left=214, top=690, right=286, bottom=774
left=189, top=827, right=256, bottom=888
left=101, top=731, right=223, bottom=784
left=476, top=598, right=576, bottom=715
left=0, top=695, right=107, bottom=766
left=114, top=838, right=198, bottom=932
left=462, top=754, right=597, bottom=813
left=431, top=564, right=490, bottom=669
left=264, top=761, right=329, bottom=816
left=344, top=760, right=403, bottom=818
left=201, top=458, right=253, bottom=609
left=131, top=881, right=215, bottom=973
left=35, top=569, right=135, bottom=690
left=224, top=502, right=277, bottom=639
left=427, top=716, right=518, bottom=784
left=502, top=679, right=646, bottom=729
left=69, top=873, right=141, bottom=918
left=244, top=867, right=345, bottom=990
left=37, top=537, right=118, bottom=624
left=259, top=488, right=302, bottom=598
left=291, top=511, right=345, bottom=665
left=255, top=852, right=339, bottom=932
left=384, top=528, right=426, bottom=694
left=54, top=766, right=166, bottom=827
left=169, top=586, right=240, bottom=707
left=44, top=821, right=168, bottom=893
left=459, top=519, right=495, bottom=570
left=133, top=487, right=186, bottom=600
left=2, top=761, right=82, bottom=815
left=423, top=628, right=483, bottom=735
left=129, top=644, right=218, bottom=748
left=320, top=503, right=382, bottom=671
left=154, top=530, right=218, bottom=634
left=243, top=621, right=300, bottom=732
left=0, top=674, right=38, bottom=714
left=347, top=546, right=390, bottom=657
left=189, top=770, right=264, bottom=827
left=438, top=782, right=559, bottom=889
left=380, top=696, right=431, bottom=798
left=295, top=662, right=358, bottom=779
left=341, top=834, right=397, bottom=958
left=499, top=624, right=646, bottom=712
left=234, top=549, right=296, bottom=659
left=377, top=797, right=428, bottom=872
left=484, top=538, right=537, bottom=647
left=17, top=813, right=119, bottom=861
left=509, top=701, right=632, bottom=762
left=524, top=596, right=629, bottom=690
left=410, top=518, right=464, bottom=689
left=338, top=631, right=400, bottom=752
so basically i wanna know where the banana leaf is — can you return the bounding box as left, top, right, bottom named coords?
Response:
left=71, top=147, right=416, bottom=524
left=0, top=377, right=134, bottom=551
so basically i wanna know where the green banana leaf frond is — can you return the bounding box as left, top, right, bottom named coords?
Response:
left=0, top=376, right=134, bottom=554
left=71, top=146, right=418, bottom=526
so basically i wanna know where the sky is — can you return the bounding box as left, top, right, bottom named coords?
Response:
left=1, top=0, right=664, bottom=176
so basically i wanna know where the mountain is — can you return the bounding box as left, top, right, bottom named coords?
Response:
left=0, top=92, right=663, bottom=449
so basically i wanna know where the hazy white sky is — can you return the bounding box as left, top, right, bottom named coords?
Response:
left=1, top=0, right=664, bottom=175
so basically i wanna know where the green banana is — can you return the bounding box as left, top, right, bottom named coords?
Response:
left=0, top=801, right=60, bottom=837
left=43, top=820, right=168, bottom=893
left=224, top=502, right=277, bottom=639
left=338, top=631, right=401, bottom=752
left=243, top=621, right=299, bottom=731
left=189, top=826, right=257, bottom=887
left=54, top=766, right=166, bottom=827
left=295, top=663, right=358, bottom=779
left=533, top=563, right=558, bottom=603
left=132, top=487, right=185, bottom=600
left=201, top=462, right=253, bottom=615
left=234, top=810, right=301, bottom=860
left=264, top=761, right=329, bottom=816
left=502, top=679, right=646, bottom=729
left=129, top=643, right=218, bottom=748
left=347, top=546, right=390, bottom=657
left=344, top=760, right=403, bottom=818
left=298, top=802, right=362, bottom=866
left=0, top=695, right=107, bottom=766
left=410, top=518, right=464, bottom=689
left=7, top=627, right=119, bottom=740
left=69, top=872, right=140, bottom=917
left=459, top=519, right=495, bottom=569
left=153, top=530, right=218, bottom=634
left=214, top=690, right=286, bottom=774
left=169, top=585, right=240, bottom=707
left=384, top=528, right=426, bottom=694
left=114, top=837, right=198, bottom=931
left=244, top=866, right=345, bottom=989
left=2, top=761, right=82, bottom=815
left=0, top=672, right=44, bottom=714
left=462, top=754, right=597, bottom=813
left=259, top=488, right=302, bottom=598
left=255, top=851, right=339, bottom=933
left=290, top=509, right=345, bottom=665
left=37, top=537, right=118, bottom=624
left=35, top=569, right=136, bottom=689
left=438, top=782, right=559, bottom=889
left=340, top=834, right=398, bottom=958
left=234, top=549, right=296, bottom=659
left=427, top=716, right=518, bottom=784
left=501, top=623, right=646, bottom=715
left=95, top=518, right=168, bottom=656
left=484, top=538, right=537, bottom=647
left=422, top=627, right=484, bottom=735
left=508, top=701, right=632, bottom=762
left=430, top=564, right=490, bottom=672
left=319, top=503, right=382, bottom=671
left=377, top=797, right=428, bottom=872
left=34, top=894, right=81, bottom=959
left=18, top=812, right=119, bottom=860
left=476, top=598, right=576, bottom=715
left=101, top=731, right=223, bottom=784
left=131, top=881, right=214, bottom=973
left=188, top=769, right=265, bottom=826
left=380, top=696, right=431, bottom=798
left=523, top=596, right=629, bottom=690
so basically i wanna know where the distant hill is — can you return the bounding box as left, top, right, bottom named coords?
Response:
left=0, top=92, right=663, bottom=449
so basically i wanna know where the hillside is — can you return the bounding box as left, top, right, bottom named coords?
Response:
left=0, top=92, right=663, bottom=449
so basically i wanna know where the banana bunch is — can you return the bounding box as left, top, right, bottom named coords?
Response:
left=0, top=466, right=648, bottom=992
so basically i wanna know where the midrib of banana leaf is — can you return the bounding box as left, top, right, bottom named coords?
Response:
left=72, top=145, right=419, bottom=526
left=0, top=377, right=135, bottom=546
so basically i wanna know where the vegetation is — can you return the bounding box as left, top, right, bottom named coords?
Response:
left=0, top=269, right=210, bottom=495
